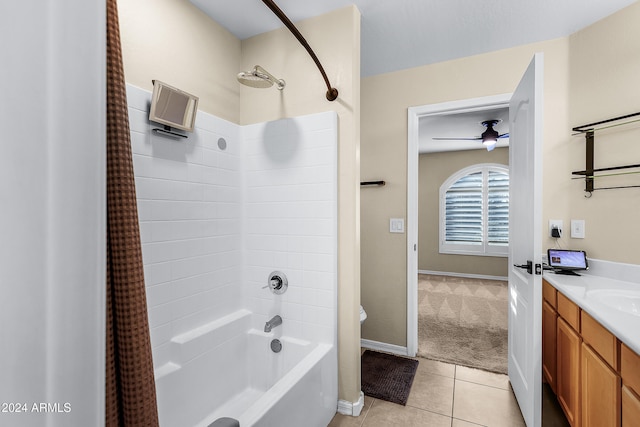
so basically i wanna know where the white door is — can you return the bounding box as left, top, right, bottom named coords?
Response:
left=508, top=53, right=544, bottom=427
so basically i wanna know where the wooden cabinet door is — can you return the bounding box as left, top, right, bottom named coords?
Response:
left=581, top=343, right=621, bottom=427
left=543, top=300, right=558, bottom=393
left=557, top=317, right=581, bottom=426
left=622, top=385, right=640, bottom=427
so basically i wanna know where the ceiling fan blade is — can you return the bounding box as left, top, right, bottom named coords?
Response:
left=498, top=133, right=510, bottom=139
left=432, top=137, right=482, bottom=141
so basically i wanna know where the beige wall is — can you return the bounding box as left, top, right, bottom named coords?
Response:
left=419, top=148, right=509, bottom=277
left=118, top=0, right=241, bottom=122
left=240, top=6, right=362, bottom=404
left=566, top=3, right=640, bottom=263
left=361, top=38, right=571, bottom=346
left=119, top=1, right=362, bottom=406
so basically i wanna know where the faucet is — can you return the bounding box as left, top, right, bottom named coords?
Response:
left=264, top=315, right=282, bottom=333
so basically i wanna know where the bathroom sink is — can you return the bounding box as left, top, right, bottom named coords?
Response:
left=587, top=289, right=640, bottom=316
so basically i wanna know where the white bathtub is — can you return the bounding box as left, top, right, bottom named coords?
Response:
left=154, top=310, right=337, bottom=427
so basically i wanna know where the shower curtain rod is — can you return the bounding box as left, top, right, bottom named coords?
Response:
left=261, top=0, right=339, bottom=102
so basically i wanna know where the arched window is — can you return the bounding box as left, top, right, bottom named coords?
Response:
left=439, top=164, right=509, bottom=257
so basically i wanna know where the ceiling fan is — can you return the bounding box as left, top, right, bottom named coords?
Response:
left=432, top=119, right=509, bottom=151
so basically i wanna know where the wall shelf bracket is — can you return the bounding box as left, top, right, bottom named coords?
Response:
left=571, top=111, right=640, bottom=195
left=360, top=181, right=386, bottom=187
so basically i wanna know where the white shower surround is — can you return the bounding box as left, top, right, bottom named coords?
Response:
left=127, top=84, right=338, bottom=426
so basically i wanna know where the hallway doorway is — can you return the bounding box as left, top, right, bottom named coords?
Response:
left=407, top=94, right=511, bottom=356
left=417, top=273, right=508, bottom=373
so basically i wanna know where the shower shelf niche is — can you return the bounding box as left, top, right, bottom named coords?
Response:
left=571, top=111, right=640, bottom=195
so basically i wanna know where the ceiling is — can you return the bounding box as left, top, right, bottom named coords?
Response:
left=190, top=0, right=636, bottom=77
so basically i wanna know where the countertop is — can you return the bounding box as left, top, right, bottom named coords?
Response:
left=543, top=271, right=640, bottom=355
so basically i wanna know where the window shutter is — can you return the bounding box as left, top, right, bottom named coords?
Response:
left=440, top=164, right=509, bottom=257
left=445, top=171, right=483, bottom=244
left=487, top=170, right=509, bottom=246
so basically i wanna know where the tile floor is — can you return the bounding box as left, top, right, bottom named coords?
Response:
left=329, top=358, right=526, bottom=427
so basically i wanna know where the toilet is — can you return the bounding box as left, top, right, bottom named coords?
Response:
left=359, top=305, right=367, bottom=325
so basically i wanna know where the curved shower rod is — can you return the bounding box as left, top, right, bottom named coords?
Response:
left=261, top=0, right=339, bottom=102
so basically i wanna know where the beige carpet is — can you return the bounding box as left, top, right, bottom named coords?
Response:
left=418, top=274, right=508, bottom=374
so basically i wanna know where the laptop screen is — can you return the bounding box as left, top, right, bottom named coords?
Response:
left=547, top=249, right=588, bottom=270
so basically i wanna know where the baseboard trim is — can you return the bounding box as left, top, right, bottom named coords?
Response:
left=337, top=391, right=364, bottom=416
left=360, top=339, right=409, bottom=356
left=418, top=269, right=507, bottom=282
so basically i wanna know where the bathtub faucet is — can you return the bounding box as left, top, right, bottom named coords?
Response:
left=264, top=315, right=282, bottom=333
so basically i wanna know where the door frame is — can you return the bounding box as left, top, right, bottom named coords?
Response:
left=406, top=93, right=512, bottom=356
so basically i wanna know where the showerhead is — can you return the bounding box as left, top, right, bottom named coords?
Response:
left=237, top=72, right=273, bottom=89
left=237, top=65, right=285, bottom=90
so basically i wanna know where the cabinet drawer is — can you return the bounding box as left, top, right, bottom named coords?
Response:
left=543, top=279, right=557, bottom=309
left=621, top=344, right=640, bottom=396
left=582, top=311, right=618, bottom=370
left=557, top=292, right=580, bottom=332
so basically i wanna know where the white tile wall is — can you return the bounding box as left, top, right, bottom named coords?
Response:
left=127, top=85, right=243, bottom=369
left=243, top=112, right=338, bottom=345
left=128, top=85, right=337, bottom=370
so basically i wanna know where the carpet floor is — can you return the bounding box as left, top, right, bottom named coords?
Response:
left=417, top=274, right=508, bottom=374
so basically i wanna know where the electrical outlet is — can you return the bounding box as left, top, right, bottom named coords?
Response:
left=571, top=219, right=585, bottom=239
left=549, top=219, right=563, bottom=238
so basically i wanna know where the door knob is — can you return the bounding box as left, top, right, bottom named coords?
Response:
left=513, top=261, right=542, bottom=275
left=514, top=261, right=533, bottom=275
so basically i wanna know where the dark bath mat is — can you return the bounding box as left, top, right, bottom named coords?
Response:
left=361, top=350, right=419, bottom=406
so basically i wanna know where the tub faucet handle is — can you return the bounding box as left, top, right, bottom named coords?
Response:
left=270, top=276, right=283, bottom=289
left=263, top=271, right=288, bottom=295
left=262, top=278, right=281, bottom=289
left=261, top=278, right=282, bottom=290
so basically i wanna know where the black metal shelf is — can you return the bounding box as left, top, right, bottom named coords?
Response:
left=571, top=111, right=640, bottom=195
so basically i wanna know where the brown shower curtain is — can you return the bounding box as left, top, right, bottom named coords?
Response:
left=106, top=0, right=160, bottom=425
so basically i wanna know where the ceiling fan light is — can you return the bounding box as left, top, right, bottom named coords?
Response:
left=481, top=124, right=499, bottom=146
left=482, top=120, right=499, bottom=151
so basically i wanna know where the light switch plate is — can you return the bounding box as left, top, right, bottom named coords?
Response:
left=390, top=218, right=405, bottom=233
left=571, top=219, right=585, bottom=238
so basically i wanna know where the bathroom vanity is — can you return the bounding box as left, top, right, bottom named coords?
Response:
left=542, top=273, right=640, bottom=427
